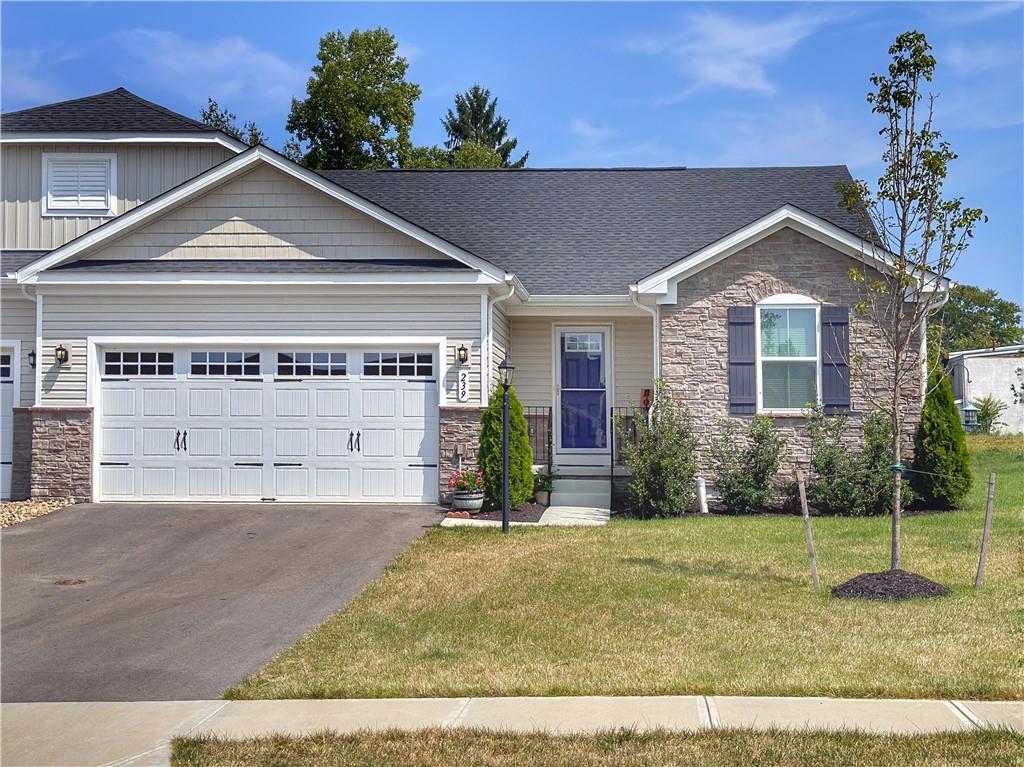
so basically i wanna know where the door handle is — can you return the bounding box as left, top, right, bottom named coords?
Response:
left=348, top=432, right=354, bottom=452
left=182, top=430, right=188, bottom=452
left=174, top=430, right=181, bottom=451
left=355, top=431, right=361, bottom=453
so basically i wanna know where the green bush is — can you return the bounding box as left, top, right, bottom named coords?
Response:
left=618, top=379, right=698, bottom=518
left=974, top=395, right=1008, bottom=434
left=708, top=415, right=785, bottom=514
left=803, top=407, right=907, bottom=516
left=911, top=368, right=972, bottom=508
left=478, top=385, right=534, bottom=509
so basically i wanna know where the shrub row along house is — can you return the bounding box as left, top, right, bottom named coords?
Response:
left=0, top=88, right=938, bottom=507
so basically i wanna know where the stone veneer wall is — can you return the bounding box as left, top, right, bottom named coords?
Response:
left=11, top=407, right=93, bottom=502
left=660, top=228, right=923, bottom=479
left=438, top=406, right=484, bottom=504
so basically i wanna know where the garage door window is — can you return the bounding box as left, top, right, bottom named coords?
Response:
left=363, top=351, right=433, bottom=377
left=104, top=351, right=174, bottom=376
left=277, top=351, right=347, bottom=377
left=1, top=353, right=10, bottom=379
left=191, top=351, right=260, bottom=377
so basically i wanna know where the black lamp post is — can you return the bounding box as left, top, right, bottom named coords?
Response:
left=497, top=357, right=515, bottom=535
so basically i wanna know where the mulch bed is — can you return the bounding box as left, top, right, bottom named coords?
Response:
left=448, top=501, right=547, bottom=523
left=831, top=569, right=951, bottom=601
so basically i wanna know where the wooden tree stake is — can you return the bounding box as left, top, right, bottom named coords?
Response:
left=975, top=471, right=996, bottom=589
left=797, top=470, right=820, bottom=593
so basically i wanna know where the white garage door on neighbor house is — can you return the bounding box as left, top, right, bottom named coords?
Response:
left=1, top=347, right=18, bottom=500
left=97, top=347, right=439, bottom=503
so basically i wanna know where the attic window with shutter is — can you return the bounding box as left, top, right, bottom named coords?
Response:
left=42, top=153, right=117, bottom=217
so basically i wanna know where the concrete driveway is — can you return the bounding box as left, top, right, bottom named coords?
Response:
left=1, top=502, right=438, bottom=702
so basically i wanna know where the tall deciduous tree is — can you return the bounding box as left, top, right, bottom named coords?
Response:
left=442, top=85, right=528, bottom=168
left=839, top=31, right=985, bottom=569
left=286, top=28, right=421, bottom=169
left=402, top=141, right=504, bottom=169
left=928, top=284, right=1023, bottom=352
left=199, top=98, right=267, bottom=146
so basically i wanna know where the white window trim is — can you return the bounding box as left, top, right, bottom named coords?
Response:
left=41, top=152, right=118, bottom=218
left=755, top=296, right=822, bottom=415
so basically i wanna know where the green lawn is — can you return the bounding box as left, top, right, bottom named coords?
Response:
left=173, top=729, right=1023, bottom=767
left=226, top=436, right=1023, bottom=701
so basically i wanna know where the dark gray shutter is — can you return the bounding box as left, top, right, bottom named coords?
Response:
left=728, top=306, right=756, bottom=414
left=821, top=306, right=851, bottom=414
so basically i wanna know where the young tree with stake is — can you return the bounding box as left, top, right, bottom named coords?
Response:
left=839, top=31, right=985, bottom=570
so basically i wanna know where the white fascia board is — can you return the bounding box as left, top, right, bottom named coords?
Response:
left=947, top=345, right=1024, bottom=360
left=1, top=131, right=246, bottom=152
left=16, top=146, right=508, bottom=283
left=636, top=205, right=950, bottom=302
left=29, top=270, right=501, bottom=287
left=525, top=294, right=634, bottom=306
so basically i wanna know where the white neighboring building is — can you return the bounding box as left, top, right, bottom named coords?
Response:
left=947, top=345, right=1024, bottom=434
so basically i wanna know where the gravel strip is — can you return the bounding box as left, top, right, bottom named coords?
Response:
left=1, top=498, right=74, bottom=528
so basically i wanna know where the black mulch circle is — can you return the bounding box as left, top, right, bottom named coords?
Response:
left=459, top=502, right=547, bottom=523
left=832, top=569, right=951, bottom=601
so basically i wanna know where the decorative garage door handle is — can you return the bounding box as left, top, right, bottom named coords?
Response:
left=348, top=432, right=354, bottom=452
left=174, top=430, right=180, bottom=451
left=182, top=430, right=187, bottom=452
left=355, top=431, right=361, bottom=453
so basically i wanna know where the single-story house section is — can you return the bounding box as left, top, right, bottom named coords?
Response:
left=947, top=345, right=1024, bottom=434
left=1, top=89, right=939, bottom=507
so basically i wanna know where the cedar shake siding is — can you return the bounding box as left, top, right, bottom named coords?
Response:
left=660, top=227, right=923, bottom=475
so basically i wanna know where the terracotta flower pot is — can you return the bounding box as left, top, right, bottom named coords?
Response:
left=452, top=491, right=485, bottom=512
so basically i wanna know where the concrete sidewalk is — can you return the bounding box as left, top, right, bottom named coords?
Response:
left=2, top=695, right=1021, bottom=766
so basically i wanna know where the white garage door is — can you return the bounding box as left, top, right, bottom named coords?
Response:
left=1, top=349, right=16, bottom=500
left=97, top=347, right=439, bottom=503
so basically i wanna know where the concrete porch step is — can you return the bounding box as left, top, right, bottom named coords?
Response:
left=551, top=477, right=611, bottom=509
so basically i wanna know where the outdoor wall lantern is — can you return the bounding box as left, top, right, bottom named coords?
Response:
left=54, top=345, right=69, bottom=366
left=28, top=349, right=36, bottom=369
left=456, top=344, right=469, bottom=365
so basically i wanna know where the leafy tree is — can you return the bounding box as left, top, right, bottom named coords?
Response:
left=477, top=386, right=534, bottom=509
left=286, top=28, right=421, bottom=169
left=442, top=84, right=528, bottom=168
left=199, top=98, right=266, bottom=146
left=617, top=379, right=698, bottom=518
left=929, top=284, right=1023, bottom=352
left=911, top=367, right=971, bottom=507
left=707, top=416, right=785, bottom=514
left=838, top=31, right=985, bottom=568
left=402, top=141, right=504, bottom=170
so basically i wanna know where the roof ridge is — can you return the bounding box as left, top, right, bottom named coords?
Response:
left=113, top=88, right=213, bottom=131
left=1, top=86, right=129, bottom=117
left=1, top=86, right=215, bottom=131
left=324, top=164, right=851, bottom=174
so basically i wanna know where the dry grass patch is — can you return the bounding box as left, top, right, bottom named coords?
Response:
left=227, top=438, right=1023, bottom=701
left=171, top=729, right=1024, bottom=767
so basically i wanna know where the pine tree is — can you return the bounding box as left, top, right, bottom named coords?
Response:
left=442, top=85, right=528, bottom=168
left=911, top=368, right=972, bottom=508
left=477, top=386, right=534, bottom=508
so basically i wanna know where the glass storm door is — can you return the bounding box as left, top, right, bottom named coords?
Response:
left=558, top=330, right=608, bottom=451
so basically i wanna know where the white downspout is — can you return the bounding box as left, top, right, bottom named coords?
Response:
left=629, top=285, right=660, bottom=381
left=485, top=278, right=516, bottom=395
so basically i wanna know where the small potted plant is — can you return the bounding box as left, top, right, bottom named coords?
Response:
left=533, top=469, right=555, bottom=506
left=449, top=468, right=486, bottom=513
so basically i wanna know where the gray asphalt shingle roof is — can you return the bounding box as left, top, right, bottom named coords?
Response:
left=1, top=87, right=216, bottom=133
left=322, top=165, right=866, bottom=294
left=1, top=250, right=48, bottom=278
left=50, top=259, right=471, bottom=274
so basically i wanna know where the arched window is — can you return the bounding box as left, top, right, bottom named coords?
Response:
left=755, top=294, right=821, bottom=413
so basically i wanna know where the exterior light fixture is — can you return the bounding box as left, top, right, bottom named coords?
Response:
left=28, top=349, right=36, bottom=369
left=456, top=344, right=469, bottom=365
left=961, top=402, right=979, bottom=431
left=497, top=357, right=515, bottom=534
left=54, top=345, right=69, bottom=366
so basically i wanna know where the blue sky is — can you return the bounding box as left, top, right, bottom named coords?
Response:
left=3, top=2, right=1021, bottom=304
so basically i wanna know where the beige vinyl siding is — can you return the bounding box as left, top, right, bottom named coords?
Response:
left=0, top=288, right=36, bottom=405
left=1, top=143, right=233, bottom=251
left=509, top=315, right=654, bottom=409
left=491, top=302, right=510, bottom=394
left=87, top=165, right=450, bottom=261
left=39, top=287, right=483, bottom=407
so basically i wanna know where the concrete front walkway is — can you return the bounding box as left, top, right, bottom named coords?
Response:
left=2, top=696, right=1021, bottom=766
left=440, top=505, right=611, bottom=528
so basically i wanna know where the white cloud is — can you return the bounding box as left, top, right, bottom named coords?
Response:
left=945, top=42, right=1020, bottom=76
left=569, top=118, right=617, bottom=143
left=113, top=29, right=305, bottom=116
left=1, top=48, right=69, bottom=107
left=923, top=2, right=1021, bottom=26
left=626, top=10, right=832, bottom=100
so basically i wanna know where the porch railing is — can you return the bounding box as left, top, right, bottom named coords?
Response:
left=610, top=406, right=647, bottom=467
left=524, top=406, right=553, bottom=473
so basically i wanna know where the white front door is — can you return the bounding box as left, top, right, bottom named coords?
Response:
left=0, top=346, right=18, bottom=499
left=97, top=347, right=439, bottom=503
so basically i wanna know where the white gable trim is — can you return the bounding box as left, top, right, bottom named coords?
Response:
left=636, top=204, right=950, bottom=303
left=16, top=146, right=508, bottom=284
left=1, top=131, right=246, bottom=152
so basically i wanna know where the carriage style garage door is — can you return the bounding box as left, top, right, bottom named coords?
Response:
left=97, top=346, right=439, bottom=503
